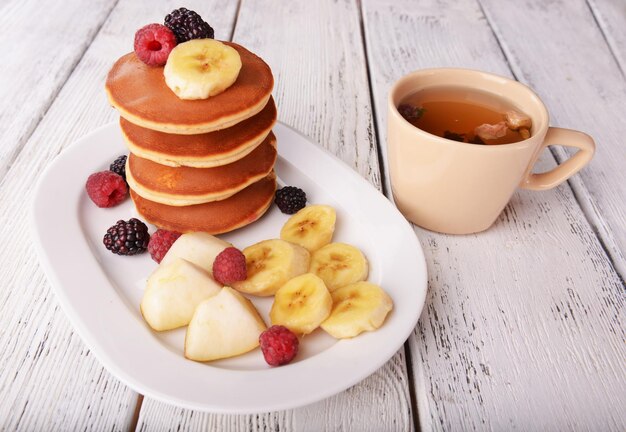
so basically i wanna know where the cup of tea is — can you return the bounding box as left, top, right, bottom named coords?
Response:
left=387, top=68, right=595, bottom=234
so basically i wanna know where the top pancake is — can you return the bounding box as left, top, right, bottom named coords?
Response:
left=105, top=41, right=274, bottom=134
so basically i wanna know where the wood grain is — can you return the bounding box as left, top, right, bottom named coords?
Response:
left=136, top=0, right=412, bottom=431
left=587, top=0, right=626, bottom=75
left=0, top=1, right=237, bottom=430
left=362, top=0, right=626, bottom=430
left=0, top=0, right=116, bottom=181
left=479, top=0, right=626, bottom=280
left=138, top=354, right=411, bottom=432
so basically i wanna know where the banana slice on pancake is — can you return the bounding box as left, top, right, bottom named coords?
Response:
left=164, top=39, right=242, bottom=99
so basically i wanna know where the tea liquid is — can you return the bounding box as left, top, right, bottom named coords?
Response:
left=398, top=86, right=530, bottom=145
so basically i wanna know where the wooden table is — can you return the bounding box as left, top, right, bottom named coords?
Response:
left=1, top=0, right=624, bottom=430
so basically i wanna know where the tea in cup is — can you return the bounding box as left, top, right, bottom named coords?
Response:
left=387, top=68, right=595, bottom=234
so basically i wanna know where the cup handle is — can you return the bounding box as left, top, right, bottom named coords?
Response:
left=521, top=127, right=595, bottom=191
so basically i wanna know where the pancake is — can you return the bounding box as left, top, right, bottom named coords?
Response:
left=106, top=42, right=274, bottom=134
left=121, top=97, right=277, bottom=167
left=126, top=132, right=277, bottom=206
left=130, top=173, right=276, bottom=234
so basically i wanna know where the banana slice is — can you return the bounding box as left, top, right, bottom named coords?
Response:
left=309, top=243, right=368, bottom=292
left=270, top=273, right=332, bottom=334
left=321, top=282, right=393, bottom=339
left=164, top=39, right=242, bottom=100
left=231, top=239, right=310, bottom=296
left=280, top=205, right=336, bottom=252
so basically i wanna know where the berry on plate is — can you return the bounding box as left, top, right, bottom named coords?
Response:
left=259, top=325, right=299, bottom=366
left=109, top=154, right=127, bottom=183
left=148, top=229, right=181, bottom=263
left=212, top=247, right=247, bottom=285
left=103, top=218, right=150, bottom=256
left=274, top=186, right=307, bottom=214
left=164, top=7, right=214, bottom=43
left=134, top=23, right=177, bottom=66
left=86, top=171, right=128, bottom=208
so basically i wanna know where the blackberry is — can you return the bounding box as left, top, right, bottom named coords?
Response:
left=274, top=186, right=307, bottom=214
left=103, top=218, right=150, bottom=256
left=164, top=8, right=214, bottom=43
left=109, top=155, right=127, bottom=183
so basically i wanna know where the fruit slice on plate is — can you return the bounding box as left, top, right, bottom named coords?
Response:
left=140, top=258, right=222, bottom=331
left=160, top=232, right=231, bottom=276
left=321, top=282, right=393, bottom=339
left=280, top=205, right=336, bottom=252
left=232, top=239, right=310, bottom=296
left=185, top=287, right=267, bottom=362
left=164, top=39, right=242, bottom=100
left=270, top=273, right=332, bottom=335
left=309, top=242, right=368, bottom=292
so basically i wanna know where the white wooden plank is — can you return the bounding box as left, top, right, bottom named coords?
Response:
left=136, top=0, right=413, bottom=430
left=137, top=354, right=411, bottom=432
left=479, top=0, right=626, bottom=280
left=587, top=0, right=626, bottom=74
left=0, top=1, right=238, bottom=430
left=0, top=0, right=116, bottom=181
left=362, top=0, right=626, bottom=430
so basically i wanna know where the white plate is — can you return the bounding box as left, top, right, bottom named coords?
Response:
left=32, top=122, right=427, bottom=413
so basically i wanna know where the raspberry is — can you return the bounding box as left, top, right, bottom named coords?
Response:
left=148, top=229, right=181, bottom=263
left=103, top=218, right=150, bottom=256
left=134, top=23, right=177, bottom=66
left=164, top=8, right=214, bottom=43
left=86, top=171, right=128, bottom=208
left=109, top=155, right=127, bottom=183
left=259, top=326, right=299, bottom=366
left=274, top=186, right=307, bottom=214
left=212, top=247, right=247, bottom=285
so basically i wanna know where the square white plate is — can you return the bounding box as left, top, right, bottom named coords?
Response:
left=32, top=122, right=427, bottom=413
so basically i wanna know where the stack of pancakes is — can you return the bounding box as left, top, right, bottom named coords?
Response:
left=105, top=42, right=277, bottom=234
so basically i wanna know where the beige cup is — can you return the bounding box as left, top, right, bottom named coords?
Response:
left=387, top=68, right=595, bottom=234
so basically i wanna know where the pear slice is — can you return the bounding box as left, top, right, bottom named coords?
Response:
left=160, top=232, right=231, bottom=275
left=140, top=258, right=221, bottom=331
left=185, top=287, right=267, bottom=362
